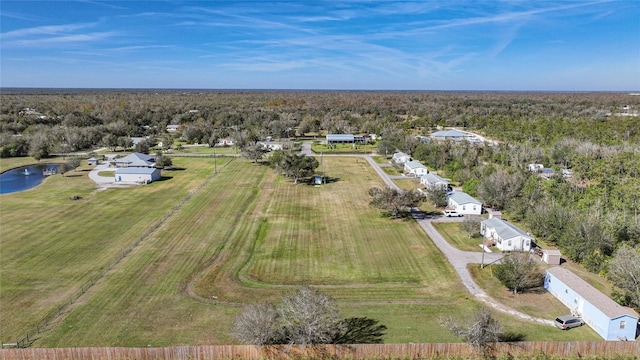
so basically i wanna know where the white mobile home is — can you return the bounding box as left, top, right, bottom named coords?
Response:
left=480, top=218, right=533, bottom=252
left=545, top=267, right=638, bottom=341
left=391, top=152, right=411, bottom=164
left=447, top=191, right=482, bottom=215
left=420, top=173, right=450, bottom=190
left=403, top=160, right=429, bottom=177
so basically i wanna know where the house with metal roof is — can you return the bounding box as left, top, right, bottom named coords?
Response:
left=430, top=129, right=468, bottom=141
left=420, top=173, right=450, bottom=190
left=391, top=152, right=411, bottom=164
left=403, top=160, right=429, bottom=177
left=447, top=191, right=482, bottom=215
left=326, top=134, right=367, bottom=145
left=545, top=267, right=639, bottom=341
left=114, top=167, right=161, bottom=184
left=480, top=217, right=533, bottom=251
left=114, top=152, right=156, bottom=168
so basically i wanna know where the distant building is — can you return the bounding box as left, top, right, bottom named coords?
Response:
left=391, top=152, right=411, bottom=164
left=326, top=134, right=367, bottom=145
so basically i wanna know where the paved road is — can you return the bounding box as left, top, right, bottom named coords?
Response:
left=364, top=156, right=554, bottom=326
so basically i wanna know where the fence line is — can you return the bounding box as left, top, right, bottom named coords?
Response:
left=9, top=158, right=235, bottom=349
left=1, top=342, right=639, bottom=359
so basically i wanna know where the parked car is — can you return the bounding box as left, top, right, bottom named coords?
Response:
left=554, top=315, right=584, bottom=330
left=442, top=210, right=463, bottom=217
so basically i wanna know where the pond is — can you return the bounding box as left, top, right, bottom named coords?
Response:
left=0, top=164, right=59, bottom=195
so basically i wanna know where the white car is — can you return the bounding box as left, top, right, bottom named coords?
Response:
left=442, top=210, right=463, bottom=217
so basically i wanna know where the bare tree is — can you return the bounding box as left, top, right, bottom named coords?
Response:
left=277, top=286, right=340, bottom=345
left=232, top=302, right=280, bottom=345
left=493, top=253, right=544, bottom=294
left=439, top=306, right=503, bottom=355
left=608, top=245, right=640, bottom=310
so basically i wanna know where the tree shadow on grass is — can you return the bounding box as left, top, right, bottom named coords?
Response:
left=499, top=331, right=527, bottom=342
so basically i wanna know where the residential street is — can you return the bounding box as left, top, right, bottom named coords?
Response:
left=364, top=155, right=554, bottom=326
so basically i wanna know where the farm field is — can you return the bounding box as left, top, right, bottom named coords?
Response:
left=1, top=156, right=596, bottom=347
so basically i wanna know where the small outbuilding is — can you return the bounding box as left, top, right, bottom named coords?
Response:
left=114, top=167, right=161, bottom=184
left=545, top=267, right=639, bottom=341
left=87, top=157, right=99, bottom=166
left=543, top=249, right=562, bottom=265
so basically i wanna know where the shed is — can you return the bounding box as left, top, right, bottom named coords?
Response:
left=87, top=157, right=99, bottom=166
left=543, top=249, right=562, bottom=265
left=545, top=267, right=639, bottom=341
left=114, top=167, right=161, bottom=184
left=313, top=176, right=323, bottom=185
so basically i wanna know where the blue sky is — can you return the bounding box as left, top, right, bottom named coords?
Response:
left=1, top=1, right=639, bottom=90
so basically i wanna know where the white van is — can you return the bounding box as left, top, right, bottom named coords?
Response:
left=442, top=210, right=463, bottom=217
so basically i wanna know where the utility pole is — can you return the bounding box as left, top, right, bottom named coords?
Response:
left=321, top=151, right=325, bottom=184
left=213, top=147, right=217, bottom=174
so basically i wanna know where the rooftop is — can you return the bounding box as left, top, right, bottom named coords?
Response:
left=482, top=218, right=531, bottom=240
left=547, top=266, right=639, bottom=319
left=449, top=191, right=481, bottom=205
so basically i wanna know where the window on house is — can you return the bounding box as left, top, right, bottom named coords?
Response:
left=565, top=289, right=568, bottom=293
left=620, top=321, right=626, bottom=329
left=463, top=206, right=466, bottom=210
left=508, top=240, right=512, bottom=246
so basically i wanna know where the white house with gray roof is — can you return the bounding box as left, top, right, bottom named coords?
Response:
left=447, top=191, right=482, bottom=215
left=480, top=217, right=533, bottom=251
left=420, top=173, right=451, bottom=190
left=403, top=160, right=429, bottom=177
left=391, top=152, right=411, bottom=164
left=545, top=266, right=639, bottom=341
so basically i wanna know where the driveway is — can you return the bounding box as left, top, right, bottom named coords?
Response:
left=88, top=162, right=135, bottom=189
left=364, top=156, right=553, bottom=325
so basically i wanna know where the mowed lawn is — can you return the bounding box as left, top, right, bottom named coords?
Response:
left=2, top=156, right=596, bottom=346
left=244, top=157, right=454, bottom=289
left=0, top=157, right=221, bottom=342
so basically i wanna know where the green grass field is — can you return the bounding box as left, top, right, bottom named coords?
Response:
left=432, top=222, right=486, bottom=252
left=0, top=156, right=599, bottom=346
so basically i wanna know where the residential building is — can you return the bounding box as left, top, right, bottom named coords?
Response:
left=447, top=191, right=482, bottom=215
left=545, top=267, right=639, bottom=341
left=480, top=218, right=533, bottom=251
left=114, top=167, right=161, bottom=184
left=391, top=152, right=411, bottom=164
left=403, top=160, right=428, bottom=177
